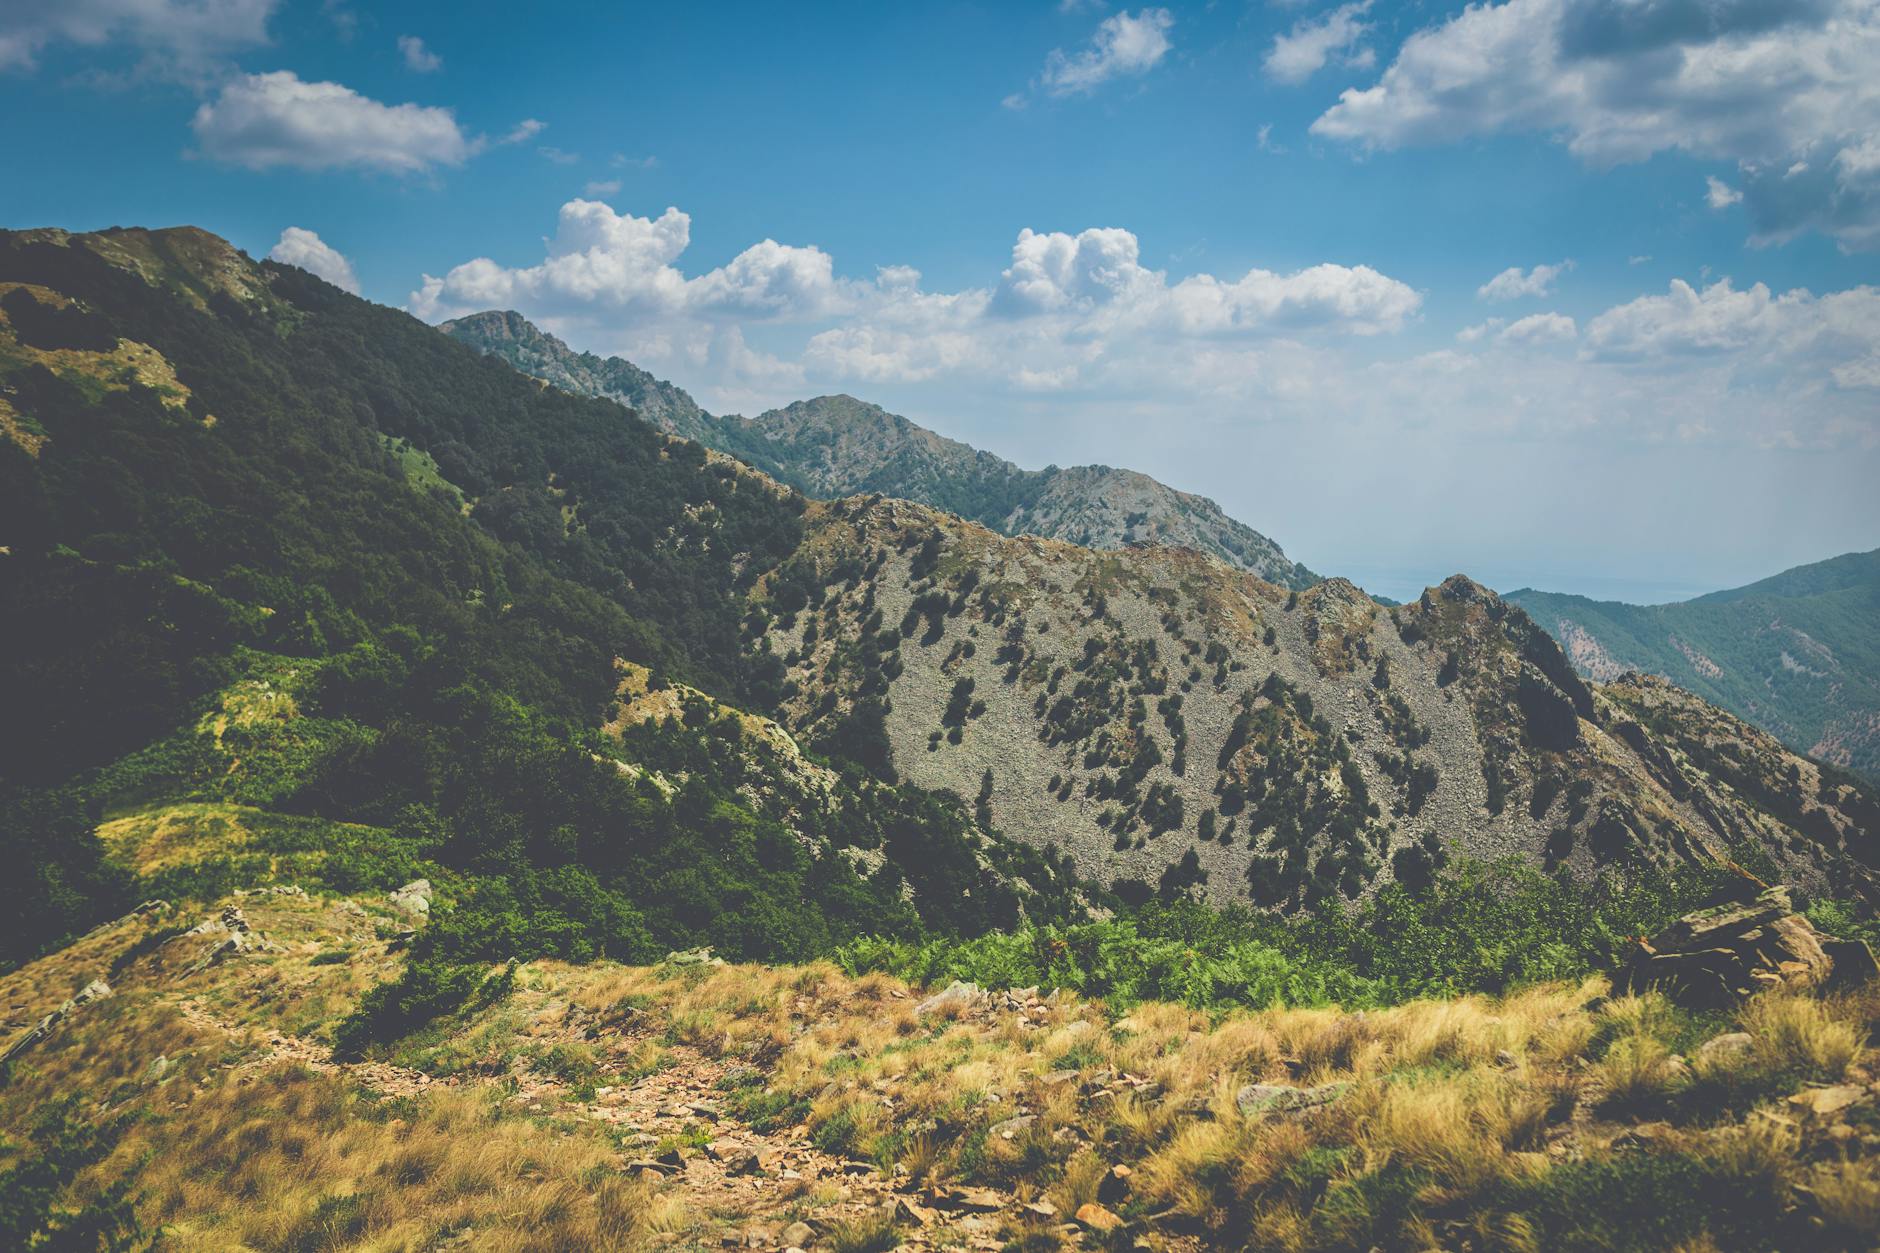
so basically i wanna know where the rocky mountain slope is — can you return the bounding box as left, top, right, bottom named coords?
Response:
left=6, top=226, right=1874, bottom=937
left=754, top=497, right=1879, bottom=911
left=1509, top=550, right=1880, bottom=781
left=441, top=310, right=1318, bottom=588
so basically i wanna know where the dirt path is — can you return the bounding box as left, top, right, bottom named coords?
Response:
left=170, top=992, right=1094, bottom=1250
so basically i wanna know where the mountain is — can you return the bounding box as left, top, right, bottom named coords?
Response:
left=5, top=230, right=1873, bottom=950
left=753, top=497, right=1879, bottom=911
left=441, top=310, right=1318, bottom=589
left=1507, top=550, right=1880, bottom=781
left=0, top=224, right=1086, bottom=974
left=4, top=225, right=1880, bottom=1253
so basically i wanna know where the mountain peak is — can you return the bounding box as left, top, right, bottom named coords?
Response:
left=442, top=310, right=1321, bottom=589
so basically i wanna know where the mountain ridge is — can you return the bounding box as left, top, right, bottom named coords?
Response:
left=440, top=309, right=1319, bottom=589
left=1508, top=548, right=1880, bottom=780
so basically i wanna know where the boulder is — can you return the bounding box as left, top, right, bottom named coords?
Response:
left=1695, top=1032, right=1754, bottom=1064
left=663, top=946, right=725, bottom=968
left=915, top=980, right=985, bottom=1016
left=388, top=879, right=433, bottom=917
left=989, top=1114, right=1036, bottom=1140
left=1610, top=886, right=1874, bottom=1008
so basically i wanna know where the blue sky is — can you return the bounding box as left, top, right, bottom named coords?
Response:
left=4, top=0, right=1878, bottom=601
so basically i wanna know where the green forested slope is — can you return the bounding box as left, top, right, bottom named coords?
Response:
left=1508, top=550, right=1880, bottom=779
left=0, top=226, right=1085, bottom=972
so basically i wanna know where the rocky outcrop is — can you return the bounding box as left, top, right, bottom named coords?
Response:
left=1, top=978, right=111, bottom=1068
left=915, top=981, right=986, bottom=1016
left=1612, top=886, right=1877, bottom=1007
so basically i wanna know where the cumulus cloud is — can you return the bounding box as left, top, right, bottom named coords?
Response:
left=1477, top=259, right=1574, bottom=301
left=1499, top=312, right=1578, bottom=343
left=0, top=0, right=277, bottom=79
left=1582, top=278, right=1880, bottom=378
left=192, top=71, right=474, bottom=172
left=1309, top=0, right=1880, bottom=249
left=408, top=201, right=854, bottom=324
left=1706, top=175, right=1744, bottom=209
left=267, top=226, right=359, bottom=293
left=408, top=201, right=1422, bottom=410
left=1038, top=8, right=1173, bottom=96
left=397, top=34, right=440, bottom=73
left=1264, top=1, right=1373, bottom=85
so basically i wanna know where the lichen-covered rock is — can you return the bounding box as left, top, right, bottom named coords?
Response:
left=388, top=879, right=433, bottom=917
left=1236, top=1081, right=1349, bottom=1117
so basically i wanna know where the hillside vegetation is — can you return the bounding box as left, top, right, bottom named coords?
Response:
left=1508, top=550, right=1880, bottom=781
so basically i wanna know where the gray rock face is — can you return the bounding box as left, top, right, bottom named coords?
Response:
left=388, top=879, right=433, bottom=917
left=1696, top=1032, right=1754, bottom=1063
left=761, top=499, right=1879, bottom=912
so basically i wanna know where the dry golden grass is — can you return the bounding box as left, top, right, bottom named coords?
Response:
left=1742, top=992, right=1866, bottom=1077
left=4, top=887, right=1876, bottom=1252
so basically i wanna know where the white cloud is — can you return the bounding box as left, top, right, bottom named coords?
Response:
left=538, top=146, right=580, bottom=165
left=408, top=200, right=855, bottom=325
left=397, top=34, right=440, bottom=73
left=409, top=202, right=1879, bottom=468
left=1499, top=312, right=1578, bottom=343
left=1477, top=259, right=1574, bottom=301
left=1038, top=8, right=1173, bottom=96
left=499, top=118, right=545, bottom=145
left=1264, top=1, right=1373, bottom=85
left=1310, top=0, right=1880, bottom=249
left=1582, top=278, right=1880, bottom=378
left=192, top=71, right=474, bottom=173
left=584, top=178, right=622, bottom=196
left=1706, top=175, right=1743, bottom=209
left=408, top=202, right=1422, bottom=411
left=267, top=226, right=359, bottom=294
left=0, top=0, right=278, bottom=79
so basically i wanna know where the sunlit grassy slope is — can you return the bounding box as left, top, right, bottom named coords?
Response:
left=3, top=878, right=1875, bottom=1252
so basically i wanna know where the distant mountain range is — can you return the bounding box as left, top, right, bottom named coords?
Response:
left=440, top=310, right=1318, bottom=590
left=1508, top=550, right=1880, bottom=781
